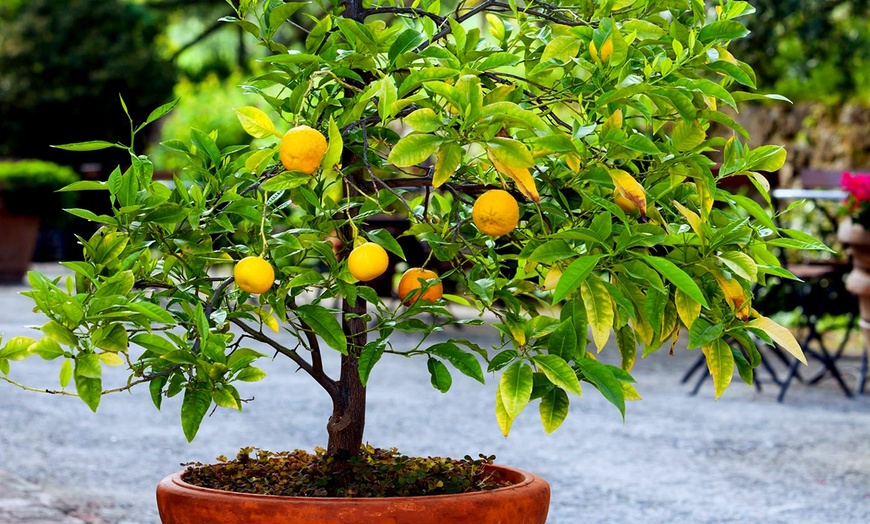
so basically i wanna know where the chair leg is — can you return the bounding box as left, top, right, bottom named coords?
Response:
left=681, top=353, right=706, bottom=385
left=858, top=346, right=869, bottom=395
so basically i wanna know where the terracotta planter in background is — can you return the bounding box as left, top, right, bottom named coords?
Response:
left=0, top=213, right=40, bottom=284
left=156, top=464, right=550, bottom=524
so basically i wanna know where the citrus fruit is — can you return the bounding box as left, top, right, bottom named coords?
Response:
left=398, top=268, right=443, bottom=305
left=233, top=256, right=275, bottom=294
left=279, top=125, right=328, bottom=175
left=348, top=242, right=389, bottom=282
left=472, top=189, right=520, bottom=236
left=613, top=188, right=638, bottom=214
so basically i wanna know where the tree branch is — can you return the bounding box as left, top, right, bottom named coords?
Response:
left=230, top=318, right=339, bottom=400
left=361, top=6, right=446, bottom=25
left=415, top=0, right=498, bottom=53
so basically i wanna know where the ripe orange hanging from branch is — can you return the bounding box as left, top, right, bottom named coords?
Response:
left=279, top=125, right=328, bottom=174
left=233, top=256, right=275, bottom=294
left=472, top=189, right=520, bottom=236
left=398, top=268, right=443, bottom=305
left=348, top=242, right=390, bottom=282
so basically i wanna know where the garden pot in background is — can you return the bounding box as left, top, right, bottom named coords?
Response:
left=0, top=213, right=39, bottom=284
left=156, top=464, right=550, bottom=524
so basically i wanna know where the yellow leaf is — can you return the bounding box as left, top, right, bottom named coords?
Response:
left=673, top=200, right=704, bottom=241
left=746, top=314, right=807, bottom=365
left=542, top=266, right=562, bottom=291
left=487, top=148, right=540, bottom=203
left=565, top=153, right=581, bottom=172
left=99, top=352, right=124, bottom=367
left=581, top=276, right=614, bottom=351
left=245, top=147, right=276, bottom=175
left=495, top=387, right=513, bottom=437
left=675, top=289, right=701, bottom=328
left=605, top=108, right=623, bottom=129
left=709, top=266, right=750, bottom=320
left=702, top=339, right=734, bottom=399
left=600, top=37, right=614, bottom=62
left=609, top=169, right=647, bottom=217
left=235, top=106, right=281, bottom=139
left=589, top=40, right=599, bottom=62
left=256, top=307, right=281, bottom=334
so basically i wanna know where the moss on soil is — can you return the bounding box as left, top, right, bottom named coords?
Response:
left=181, top=446, right=512, bottom=497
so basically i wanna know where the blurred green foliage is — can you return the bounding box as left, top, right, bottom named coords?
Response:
left=735, top=0, right=870, bottom=102
left=0, top=0, right=176, bottom=166
left=0, top=159, right=78, bottom=222
left=148, top=73, right=263, bottom=174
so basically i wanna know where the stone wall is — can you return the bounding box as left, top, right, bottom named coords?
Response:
left=736, top=102, right=870, bottom=186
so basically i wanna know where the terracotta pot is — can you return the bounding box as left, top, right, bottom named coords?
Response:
left=0, top=213, right=40, bottom=284
left=156, top=464, right=550, bottom=524
left=839, top=219, right=870, bottom=307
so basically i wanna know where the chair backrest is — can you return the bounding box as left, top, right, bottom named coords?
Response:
left=799, top=168, right=844, bottom=190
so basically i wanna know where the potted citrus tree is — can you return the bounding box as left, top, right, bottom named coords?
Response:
left=0, top=0, right=823, bottom=522
left=0, top=159, right=78, bottom=282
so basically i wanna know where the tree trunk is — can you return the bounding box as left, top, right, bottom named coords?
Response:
left=326, top=296, right=368, bottom=455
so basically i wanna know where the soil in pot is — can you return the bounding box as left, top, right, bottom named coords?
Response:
left=156, top=447, right=551, bottom=524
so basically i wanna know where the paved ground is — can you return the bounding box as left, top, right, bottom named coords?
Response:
left=1, top=264, right=869, bottom=524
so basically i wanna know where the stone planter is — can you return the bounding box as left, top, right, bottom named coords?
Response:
left=156, top=464, right=550, bottom=524
left=0, top=213, right=40, bottom=284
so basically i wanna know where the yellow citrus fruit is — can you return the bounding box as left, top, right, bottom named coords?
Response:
left=613, top=189, right=638, bottom=214
left=233, top=256, right=275, bottom=294
left=348, top=242, right=389, bottom=282
left=398, top=268, right=443, bottom=305
left=472, top=189, right=519, bottom=236
left=279, top=125, right=328, bottom=175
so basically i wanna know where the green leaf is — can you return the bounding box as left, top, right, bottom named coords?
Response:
left=688, top=318, right=724, bottom=349
left=528, top=240, right=576, bottom=264
left=427, top=342, right=485, bottom=384
left=499, top=361, right=534, bottom=419
left=547, top=320, right=578, bottom=360
left=480, top=102, right=549, bottom=132
left=236, top=366, right=267, bottom=382
left=642, top=256, right=709, bottom=307
left=698, top=20, right=749, bottom=43
left=181, top=382, right=212, bottom=441
left=235, top=106, right=281, bottom=139
left=296, top=304, right=347, bottom=354
left=387, top=134, right=441, bottom=167
left=261, top=171, right=311, bottom=191
left=702, top=338, right=734, bottom=399
left=368, top=228, right=406, bottom=259
left=576, top=358, right=625, bottom=418
left=212, top=387, right=240, bottom=410
left=533, top=354, right=582, bottom=396
left=748, top=145, right=787, bottom=172
left=404, top=108, right=442, bottom=133
left=260, top=52, right=322, bottom=65
left=74, top=353, right=102, bottom=412
left=32, top=338, right=64, bottom=360
left=539, top=387, right=570, bottom=434
left=476, top=52, right=522, bottom=71
left=672, top=119, right=706, bottom=152
left=322, top=117, right=343, bottom=177
left=94, top=324, right=128, bottom=352
left=552, top=255, right=601, bottom=303
left=541, top=35, right=581, bottom=63
left=52, top=140, right=120, bottom=151
left=432, top=142, right=463, bottom=188
left=129, top=302, right=177, bottom=325
left=389, top=29, right=425, bottom=64
left=131, top=333, right=176, bottom=355
left=143, top=98, right=180, bottom=127
left=427, top=358, right=453, bottom=393
left=398, top=68, right=459, bottom=96
left=358, top=339, right=386, bottom=386
left=707, top=61, right=756, bottom=89
left=59, top=359, right=73, bottom=388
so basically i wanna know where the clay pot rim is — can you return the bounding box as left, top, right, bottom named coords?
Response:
left=160, top=463, right=542, bottom=502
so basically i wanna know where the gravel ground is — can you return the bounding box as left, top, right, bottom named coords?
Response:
left=1, top=264, right=869, bottom=524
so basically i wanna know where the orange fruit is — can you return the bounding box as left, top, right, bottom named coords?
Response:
left=279, top=125, right=328, bottom=174
left=398, top=268, right=443, bottom=305
left=233, top=256, right=275, bottom=294
left=348, top=242, right=389, bottom=282
left=472, top=189, right=519, bottom=236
